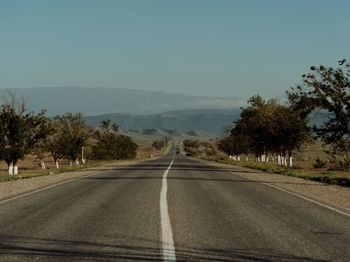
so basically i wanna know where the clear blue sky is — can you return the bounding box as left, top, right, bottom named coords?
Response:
left=0, top=0, right=349, bottom=98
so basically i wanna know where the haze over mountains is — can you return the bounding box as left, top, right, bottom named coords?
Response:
left=84, top=109, right=240, bottom=136
left=0, top=87, right=242, bottom=136
left=0, top=87, right=244, bottom=116
left=0, top=87, right=327, bottom=137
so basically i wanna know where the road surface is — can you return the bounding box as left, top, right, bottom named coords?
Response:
left=0, top=144, right=349, bottom=261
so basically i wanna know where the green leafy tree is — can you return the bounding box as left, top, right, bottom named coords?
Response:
left=54, top=113, right=89, bottom=166
left=287, top=59, right=350, bottom=169
left=224, top=95, right=310, bottom=166
left=92, top=119, right=137, bottom=160
left=0, top=94, right=51, bottom=174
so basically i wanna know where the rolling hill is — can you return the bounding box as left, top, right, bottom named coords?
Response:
left=84, top=109, right=241, bottom=136
left=0, top=87, right=244, bottom=116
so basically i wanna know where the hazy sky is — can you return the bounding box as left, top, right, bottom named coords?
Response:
left=0, top=0, right=349, bottom=99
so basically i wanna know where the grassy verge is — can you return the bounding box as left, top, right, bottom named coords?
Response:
left=202, top=157, right=350, bottom=187
left=0, top=160, right=116, bottom=183
left=0, top=147, right=168, bottom=183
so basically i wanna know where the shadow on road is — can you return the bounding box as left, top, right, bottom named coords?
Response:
left=0, top=235, right=324, bottom=261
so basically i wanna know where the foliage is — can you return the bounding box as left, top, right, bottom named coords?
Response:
left=313, top=157, right=327, bottom=169
left=0, top=94, right=51, bottom=172
left=220, top=95, right=311, bottom=163
left=54, top=112, right=89, bottom=162
left=183, top=139, right=199, bottom=148
left=92, top=119, right=137, bottom=160
left=287, top=59, right=350, bottom=170
left=152, top=137, right=169, bottom=150
left=324, top=139, right=350, bottom=170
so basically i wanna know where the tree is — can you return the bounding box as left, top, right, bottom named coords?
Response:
left=0, top=94, right=51, bottom=174
left=92, top=119, right=137, bottom=160
left=222, top=95, right=311, bottom=167
left=287, top=59, right=350, bottom=169
left=114, top=135, right=138, bottom=159
left=152, top=137, right=169, bottom=151
left=44, top=120, right=67, bottom=169
left=56, top=113, right=89, bottom=165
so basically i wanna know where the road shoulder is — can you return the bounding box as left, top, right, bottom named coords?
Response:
left=0, top=159, right=145, bottom=202
left=193, top=157, right=350, bottom=214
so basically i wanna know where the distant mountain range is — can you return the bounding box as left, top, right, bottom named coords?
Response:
left=122, top=128, right=217, bottom=140
left=0, top=87, right=245, bottom=116
left=84, top=109, right=241, bottom=136
left=0, top=87, right=327, bottom=137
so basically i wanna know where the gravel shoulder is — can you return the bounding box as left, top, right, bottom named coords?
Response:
left=196, top=157, right=350, bottom=213
left=0, top=144, right=171, bottom=202
left=0, top=159, right=143, bottom=201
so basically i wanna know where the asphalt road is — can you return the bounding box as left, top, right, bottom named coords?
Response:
left=0, top=145, right=349, bottom=261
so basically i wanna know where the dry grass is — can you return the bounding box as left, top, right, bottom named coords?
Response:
left=0, top=137, right=160, bottom=181
left=187, top=140, right=350, bottom=187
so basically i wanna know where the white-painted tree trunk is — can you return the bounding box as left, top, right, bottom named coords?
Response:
left=70, top=161, right=73, bottom=166
left=261, top=154, right=266, bottom=162
left=288, top=155, right=293, bottom=167
left=81, top=146, right=85, bottom=164
left=40, top=160, right=46, bottom=169
left=245, top=156, right=248, bottom=162
left=237, top=155, right=241, bottom=161
left=266, top=155, right=269, bottom=162
left=280, top=155, right=284, bottom=166
left=14, top=165, right=18, bottom=175
left=8, top=162, right=14, bottom=175
left=284, top=156, right=287, bottom=166
left=55, top=161, right=59, bottom=169
left=257, top=156, right=261, bottom=162
left=75, top=159, right=80, bottom=166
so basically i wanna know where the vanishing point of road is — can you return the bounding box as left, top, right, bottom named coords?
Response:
left=0, top=144, right=349, bottom=261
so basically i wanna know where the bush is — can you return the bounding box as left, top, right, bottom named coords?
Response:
left=183, top=139, right=199, bottom=148
left=313, top=157, right=327, bottom=169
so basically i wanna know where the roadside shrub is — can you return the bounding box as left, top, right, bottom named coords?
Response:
left=183, top=139, right=199, bottom=148
left=313, top=157, right=327, bottom=169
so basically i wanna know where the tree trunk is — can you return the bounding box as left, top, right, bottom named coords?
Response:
left=70, top=161, right=73, bottom=166
left=245, top=156, right=248, bottom=162
left=8, top=162, right=14, bottom=175
left=40, top=160, right=46, bottom=169
left=14, top=165, right=18, bottom=175
left=237, top=155, right=241, bottom=161
left=288, top=152, right=293, bottom=167
left=55, top=160, right=59, bottom=169
left=81, top=146, right=85, bottom=164
left=75, top=159, right=80, bottom=165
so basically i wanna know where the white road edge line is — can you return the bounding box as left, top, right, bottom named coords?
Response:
left=231, top=172, right=350, bottom=219
left=160, top=159, right=176, bottom=262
